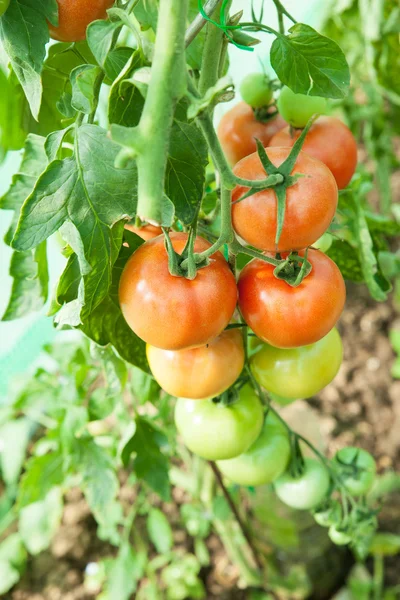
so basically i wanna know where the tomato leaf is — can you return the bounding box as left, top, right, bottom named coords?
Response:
left=70, top=64, right=103, bottom=114
left=103, top=544, right=146, bottom=600
left=121, top=417, right=170, bottom=501
left=19, top=487, right=63, bottom=555
left=87, top=19, right=122, bottom=68
left=108, top=49, right=145, bottom=127
left=271, top=24, right=350, bottom=99
left=2, top=242, right=48, bottom=321
left=0, top=0, right=56, bottom=118
left=17, top=452, right=64, bottom=509
left=165, top=119, right=208, bottom=224
left=12, top=125, right=138, bottom=318
left=147, top=508, right=173, bottom=553
left=326, top=240, right=364, bottom=282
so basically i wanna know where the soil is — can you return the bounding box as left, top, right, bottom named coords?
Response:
left=5, top=282, right=400, bottom=600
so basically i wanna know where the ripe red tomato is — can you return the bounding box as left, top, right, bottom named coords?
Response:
left=238, top=249, right=346, bottom=348
left=146, top=329, right=245, bottom=399
left=232, top=147, right=338, bottom=252
left=269, top=116, right=358, bottom=190
left=49, top=0, right=114, bottom=42
left=217, top=102, right=286, bottom=166
left=119, top=232, right=238, bottom=350
left=125, top=223, right=162, bottom=241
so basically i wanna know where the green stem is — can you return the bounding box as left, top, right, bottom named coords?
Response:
left=185, top=0, right=222, bottom=47
left=135, top=0, right=188, bottom=223
left=198, top=2, right=231, bottom=95
left=373, top=554, right=384, bottom=600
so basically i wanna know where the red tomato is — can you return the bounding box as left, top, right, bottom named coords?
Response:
left=217, top=102, right=286, bottom=166
left=269, top=116, right=358, bottom=190
left=232, top=147, right=338, bottom=252
left=147, top=329, right=244, bottom=399
left=238, top=249, right=346, bottom=348
left=49, top=0, right=114, bottom=42
left=125, top=223, right=162, bottom=241
left=119, top=232, right=238, bottom=350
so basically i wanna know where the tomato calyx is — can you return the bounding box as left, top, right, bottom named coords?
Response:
left=253, top=105, right=279, bottom=123
left=163, top=227, right=210, bottom=279
left=272, top=249, right=312, bottom=286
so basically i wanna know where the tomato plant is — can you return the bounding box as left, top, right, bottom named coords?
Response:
left=48, top=0, right=115, bottom=42
left=270, top=116, right=358, bottom=189
left=217, top=102, right=286, bottom=165
left=250, top=328, right=343, bottom=399
left=216, top=410, right=291, bottom=486
left=232, top=147, right=338, bottom=252
left=0, top=0, right=395, bottom=594
left=274, top=458, right=331, bottom=510
left=119, top=232, right=237, bottom=350
left=334, top=447, right=376, bottom=496
left=147, top=328, right=245, bottom=399
left=174, top=385, right=264, bottom=461
left=328, top=526, right=352, bottom=546
left=238, top=249, right=346, bottom=348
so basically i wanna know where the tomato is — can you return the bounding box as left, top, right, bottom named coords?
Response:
left=0, top=0, right=10, bottom=17
left=238, top=249, right=346, bottom=348
left=328, top=525, right=351, bottom=546
left=232, top=147, right=338, bottom=252
left=333, top=447, right=376, bottom=496
left=250, top=328, right=343, bottom=400
left=174, top=385, right=264, bottom=461
left=119, top=232, right=237, bottom=350
left=269, top=116, right=358, bottom=190
left=49, top=0, right=114, bottom=42
left=240, top=73, right=273, bottom=108
left=313, top=232, right=333, bottom=253
left=277, top=86, right=327, bottom=128
left=217, top=102, right=286, bottom=166
left=125, top=223, right=162, bottom=241
left=274, top=458, right=331, bottom=510
left=146, top=329, right=245, bottom=399
left=313, top=500, right=341, bottom=527
left=216, top=411, right=291, bottom=486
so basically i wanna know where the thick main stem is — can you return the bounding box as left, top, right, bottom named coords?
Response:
left=135, top=0, right=188, bottom=223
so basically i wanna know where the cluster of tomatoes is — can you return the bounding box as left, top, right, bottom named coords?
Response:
left=117, top=73, right=375, bottom=532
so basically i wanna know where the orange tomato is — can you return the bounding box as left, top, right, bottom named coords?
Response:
left=119, top=232, right=238, bottom=350
left=49, top=0, right=114, bottom=42
left=125, top=223, right=162, bottom=241
left=217, top=102, right=286, bottom=166
left=238, top=249, right=346, bottom=348
left=269, top=116, right=358, bottom=190
left=232, top=147, right=338, bottom=252
left=147, top=329, right=245, bottom=399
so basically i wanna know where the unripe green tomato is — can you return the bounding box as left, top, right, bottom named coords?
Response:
left=328, top=525, right=352, bottom=545
left=313, top=500, right=342, bottom=527
left=240, top=73, right=273, bottom=108
left=250, top=328, right=343, bottom=400
left=333, top=447, right=376, bottom=496
left=277, top=86, right=327, bottom=128
left=174, top=384, right=264, bottom=461
left=216, top=411, right=291, bottom=486
left=0, top=0, right=10, bottom=17
left=274, top=458, right=330, bottom=510
left=313, top=232, right=333, bottom=253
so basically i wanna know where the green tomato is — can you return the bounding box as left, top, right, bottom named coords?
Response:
left=250, top=328, right=343, bottom=400
left=274, top=458, right=330, bottom=510
left=313, top=500, right=342, bottom=527
left=313, top=232, right=333, bottom=253
left=216, top=411, right=291, bottom=486
left=240, top=73, right=273, bottom=109
left=277, top=86, right=327, bottom=128
left=328, top=525, right=352, bottom=546
left=0, top=0, right=10, bottom=17
left=174, top=384, right=264, bottom=461
left=333, top=447, right=376, bottom=496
